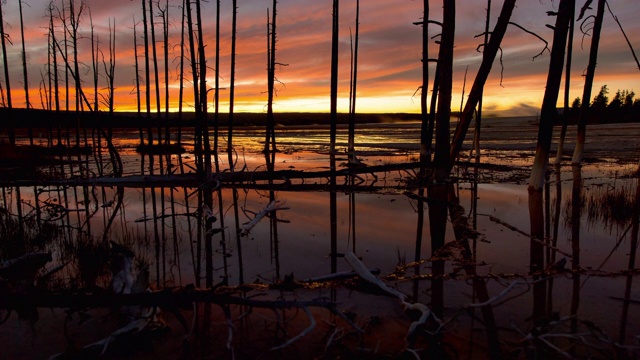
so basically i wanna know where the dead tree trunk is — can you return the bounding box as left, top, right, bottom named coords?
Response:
left=185, top=0, right=200, bottom=165
left=18, top=0, right=30, bottom=110
left=528, top=0, right=574, bottom=324
left=90, top=11, right=98, bottom=113
left=265, top=2, right=278, bottom=155
left=50, top=3, right=61, bottom=144
left=68, top=0, right=83, bottom=147
left=161, top=1, right=170, bottom=147
left=449, top=0, right=517, bottom=170
left=329, top=0, right=339, bottom=155
left=528, top=0, right=574, bottom=191
left=89, top=10, right=102, bottom=175
left=46, top=29, right=52, bottom=113
left=555, top=1, right=575, bottom=165
left=18, top=0, right=33, bottom=145
left=102, top=19, right=116, bottom=117
left=213, top=0, right=221, bottom=172
left=149, top=0, right=162, bottom=145
left=348, top=0, right=360, bottom=162
left=571, top=0, right=606, bottom=165
left=427, top=0, right=455, bottom=322
left=228, top=0, right=238, bottom=170
left=195, top=0, right=211, bottom=177
left=142, top=0, right=152, bottom=146
left=418, top=0, right=429, bottom=169
left=62, top=5, right=69, bottom=115
left=473, top=0, right=491, bottom=165
left=177, top=0, right=186, bottom=146
left=1, top=0, right=14, bottom=144
left=433, top=0, right=455, bottom=182
left=133, top=17, right=144, bottom=145
left=426, top=63, right=440, bottom=164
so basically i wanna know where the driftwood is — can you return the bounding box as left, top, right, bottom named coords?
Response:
left=343, top=252, right=436, bottom=341
left=1, top=285, right=364, bottom=351
left=0, top=286, right=342, bottom=312
left=301, top=268, right=380, bottom=283
left=240, top=200, right=287, bottom=237
left=48, top=307, right=165, bottom=360
left=0, top=162, right=421, bottom=188
left=0, top=252, right=52, bottom=280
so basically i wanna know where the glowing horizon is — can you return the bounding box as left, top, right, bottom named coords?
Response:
left=0, top=1, right=639, bottom=117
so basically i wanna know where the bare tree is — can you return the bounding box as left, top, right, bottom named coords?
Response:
left=142, top=0, right=152, bottom=145
left=449, top=0, right=517, bottom=170
left=159, top=0, right=170, bottom=146
left=101, top=18, right=116, bottom=115
left=572, top=0, right=606, bottom=165
left=528, top=2, right=574, bottom=308
left=555, top=1, right=575, bottom=165
left=18, top=0, right=30, bottom=110
left=62, top=3, right=69, bottom=114
left=185, top=0, right=200, bottom=168
left=418, top=0, right=429, bottom=169
left=473, top=0, right=491, bottom=165
left=427, top=3, right=455, bottom=314
left=46, top=25, right=52, bottom=112
left=133, top=16, right=143, bottom=144
left=149, top=0, right=161, bottom=145
left=265, top=1, right=278, bottom=155
left=18, top=0, right=34, bottom=145
left=329, top=0, right=338, bottom=155
left=49, top=2, right=59, bottom=116
left=66, top=0, right=85, bottom=147
left=528, top=0, right=574, bottom=191
left=89, top=10, right=99, bottom=112
left=433, top=0, right=455, bottom=181
left=1, top=0, right=14, bottom=144
left=195, top=0, right=211, bottom=177
left=213, top=0, right=221, bottom=172
left=227, top=0, right=238, bottom=170
left=177, top=0, right=186, bottom=145
left=348, top=0, right=360, bottom=162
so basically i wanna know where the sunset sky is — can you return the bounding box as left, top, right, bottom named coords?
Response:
left=1, top=0, right=639, bottom=116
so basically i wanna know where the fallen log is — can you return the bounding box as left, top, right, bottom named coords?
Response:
left=301, top=268, right=381, bottom=283
left=343, top=252, right=437, bottom=342
left=0, top=162, right=423, bottom=188
left=241, top=200, right=288, bottom=237
left=0, top=287, right=340, bottom=311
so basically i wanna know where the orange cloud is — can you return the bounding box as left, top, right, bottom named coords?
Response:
left=0, top=0, right=638, bottom=116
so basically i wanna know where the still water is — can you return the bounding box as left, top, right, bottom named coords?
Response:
left=1, top=119, right=639, bottom=359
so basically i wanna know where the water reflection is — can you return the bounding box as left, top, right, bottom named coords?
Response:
left=1, top=129, right=639, bottom=359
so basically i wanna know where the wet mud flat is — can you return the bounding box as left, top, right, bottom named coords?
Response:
left=1, top=118, right=639, bottom=359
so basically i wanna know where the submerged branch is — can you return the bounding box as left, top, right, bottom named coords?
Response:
left=483, top=214, right=573, bottom=258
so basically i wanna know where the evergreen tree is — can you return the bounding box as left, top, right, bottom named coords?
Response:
left=591, top=85, right=609, bottom=110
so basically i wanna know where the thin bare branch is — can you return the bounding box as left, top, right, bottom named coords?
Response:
left=605, top=1, right=640, bottom=71
left=508, top=22, right=550, bottom=60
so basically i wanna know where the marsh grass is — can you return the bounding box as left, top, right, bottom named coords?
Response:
left=0, top=206, right=60, bottom=260
left=586, top=182, right=637, bottom=230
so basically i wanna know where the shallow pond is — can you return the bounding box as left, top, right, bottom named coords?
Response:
left=1, top=118, right=639, bottom=359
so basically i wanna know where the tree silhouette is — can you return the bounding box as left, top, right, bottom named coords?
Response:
left=572, top=0, right=606, bottom=165
left=528, top=0, right=574, bottom=191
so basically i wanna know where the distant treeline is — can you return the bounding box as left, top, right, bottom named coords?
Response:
left=565, top=85, right=640, bottom=123
left=0, top=108, right=425, bottom=130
